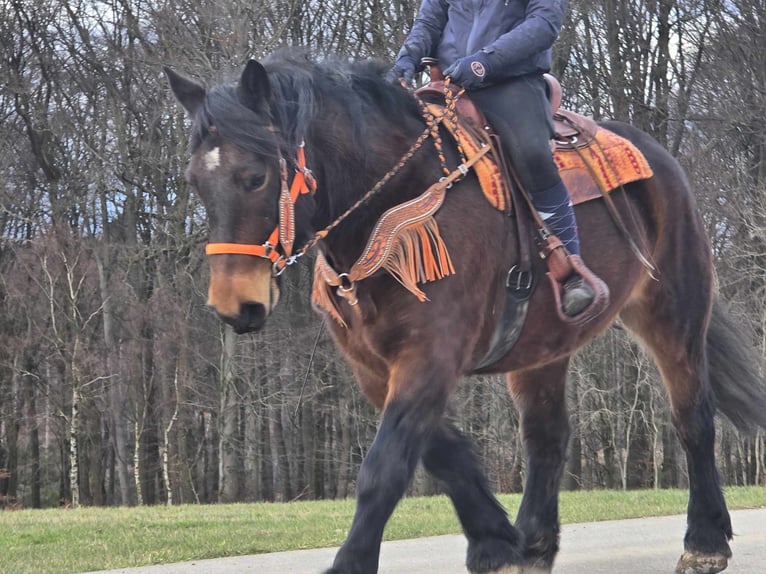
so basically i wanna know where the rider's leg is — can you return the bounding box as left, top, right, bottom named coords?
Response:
left=470, top=74, right=606, bottom=317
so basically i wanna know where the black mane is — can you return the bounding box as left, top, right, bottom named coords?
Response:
left=191, top=49, right=427, bottom=229
left=191, top=49, right=422, bottom=161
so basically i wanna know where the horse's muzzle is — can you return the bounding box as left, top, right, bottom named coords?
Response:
left=217, top=301, right=267, bottom=334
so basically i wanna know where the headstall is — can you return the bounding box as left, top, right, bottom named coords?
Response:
left=204, top=143, right=317, bottom=274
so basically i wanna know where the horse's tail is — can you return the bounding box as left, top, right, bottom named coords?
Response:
left=707, top=296, right=766, bottom=431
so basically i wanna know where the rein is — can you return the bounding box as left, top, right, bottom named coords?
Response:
left=203, top=81, right=465, bottom=275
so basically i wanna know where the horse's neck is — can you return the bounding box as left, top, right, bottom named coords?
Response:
left=309, top=122, right=434, bottom=267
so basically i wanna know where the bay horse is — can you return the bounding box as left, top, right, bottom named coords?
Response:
left=166, top=50, right=766, bottom=574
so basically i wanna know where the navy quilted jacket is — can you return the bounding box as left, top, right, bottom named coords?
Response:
left=398, top=0, right=567, bottom=80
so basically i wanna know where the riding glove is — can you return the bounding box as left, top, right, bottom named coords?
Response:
left=387, top=54, right=418, bottom=85
left=444, top=50, right=492, bottom=90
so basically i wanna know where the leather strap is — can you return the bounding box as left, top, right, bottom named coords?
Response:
left=569, top=136, right=658, bottom=279
left=503, top=151, right=575, bottom=281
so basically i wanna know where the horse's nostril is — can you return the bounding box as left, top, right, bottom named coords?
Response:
left=229, top=302, right=266, bottom=334
left=213, top=302, right=267, bottom=334
left=240, top=301, right=266, bottom=326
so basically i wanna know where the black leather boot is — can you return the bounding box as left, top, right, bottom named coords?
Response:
left=562, top=274, right=596, bottom=317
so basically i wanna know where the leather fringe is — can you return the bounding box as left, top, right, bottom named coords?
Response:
left=311, top=255, right=348, bottom=327
left=311, top=216, right=455, bottom=325
left=382, top=216, right=455, bottom=301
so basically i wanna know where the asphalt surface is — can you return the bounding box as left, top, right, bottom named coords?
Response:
left=90, top=508, right=766, bottom=574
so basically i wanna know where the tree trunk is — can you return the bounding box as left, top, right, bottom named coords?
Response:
left=0, top=368, right=20, bottom=507
left=269, top=401, right=293, bottom=502
left=204, top=411, right=219, bottom=502
left=336, top=394, right=352, bottom=499
left=604, top=0, right=630, bottom=120
left=662, top=424, right=682, bottom=488
left=140, top=339, right=160, bottom=505
left=259, top=406, right=273, bottom=501
left=87, top=413, right=105, bottom=506
left=27, top=371, right=41, bottom=508
left=134, top=418, right=144, bottom=506
left=218, top=327, right=240, bottom=502
left=96, top=253, right=131, bottom=506
left=161, top=364, right=180, bottom=505
left=564, top=378, right=582, bottom=490
left=301, top=403, right=317, bottom=499
left=69, top=381, right=80, bottom=508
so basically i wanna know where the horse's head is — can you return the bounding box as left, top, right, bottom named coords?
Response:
left=166, top=61, right=296, bottom=333
left=167, top=55, right=430, bottom=333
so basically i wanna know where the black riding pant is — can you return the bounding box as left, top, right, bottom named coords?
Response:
left=469, top=73, right=561, bottom=193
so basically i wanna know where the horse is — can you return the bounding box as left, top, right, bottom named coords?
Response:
left=165, top=50, right=766, bottom=574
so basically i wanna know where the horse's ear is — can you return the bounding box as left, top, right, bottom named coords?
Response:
left=238, top=60, right=271, bottom=112
left=164, top=67, right=206, bottom=116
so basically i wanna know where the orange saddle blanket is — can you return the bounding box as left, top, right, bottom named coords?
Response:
left=554, top=127, right=654, bottom=205
left=431, top=103, right=654, bottom=211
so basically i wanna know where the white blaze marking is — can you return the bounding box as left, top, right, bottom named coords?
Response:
left=205, top=147, right=221, bottom=171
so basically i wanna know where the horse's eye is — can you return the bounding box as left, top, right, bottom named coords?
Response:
left=246, top=173, right=267, bottom=192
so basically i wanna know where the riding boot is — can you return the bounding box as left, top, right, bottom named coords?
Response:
left=562, top=270, right=595, bottom=317
left=532, top=180, right=608, bottom=318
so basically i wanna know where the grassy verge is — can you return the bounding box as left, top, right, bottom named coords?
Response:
left=1, top=487, right=763, bottom=574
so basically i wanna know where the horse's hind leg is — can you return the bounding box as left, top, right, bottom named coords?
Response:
left=506, top=358, right=571, bottom=573
left=422, top=421, right=525, bottom=573
left=622, top=285, right=732, bottom=574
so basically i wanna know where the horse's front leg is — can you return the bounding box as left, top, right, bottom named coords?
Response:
left=422, top=421, right=525, bottom=573
left=325, top=354, right=454, bottom=574
left=507, top=358, right=571, bottom=574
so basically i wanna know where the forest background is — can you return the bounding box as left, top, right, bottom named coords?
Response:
left=1, top=0, right=764, bottom=509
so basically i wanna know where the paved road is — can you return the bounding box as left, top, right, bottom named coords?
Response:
left=92, top=508, right=765, bottom=574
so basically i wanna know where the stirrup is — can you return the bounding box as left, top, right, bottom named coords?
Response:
left=562, top=274, right=595, bottom=317
left=547, top=255, right=609, bottom=325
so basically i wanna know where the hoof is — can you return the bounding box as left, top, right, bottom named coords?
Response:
left=323, top=562, right=367, bottom=574
left=479, top=565, right=550, bottom=574
left=467, top=537, right=524, bottom=574
left=483, top=567, right=547, bottom=574
left=675, top=551, right=729, bottom=574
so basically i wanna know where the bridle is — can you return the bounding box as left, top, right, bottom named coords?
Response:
left=203, top=80, right=464, bottom=276
left=204, top=143, right=317, bottom=274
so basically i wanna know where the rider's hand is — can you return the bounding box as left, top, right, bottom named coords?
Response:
left=386, top=55, right=418, bottom=85
left=443, top=51, right=492, bottom=90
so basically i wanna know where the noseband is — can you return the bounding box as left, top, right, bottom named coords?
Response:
left=204, top=143, right=317, bottom=274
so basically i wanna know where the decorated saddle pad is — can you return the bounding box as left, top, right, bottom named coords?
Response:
left=426, top=104, right=511, bottom=212
left=554, top=127, right=654, bottom=206
left=430, top=102, right=653, bottom=210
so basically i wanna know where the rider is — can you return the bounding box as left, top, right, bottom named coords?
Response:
left=388, top=0, right=607, bottom=318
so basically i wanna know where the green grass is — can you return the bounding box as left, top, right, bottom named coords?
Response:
left=0, top=487, right=763, bottom=574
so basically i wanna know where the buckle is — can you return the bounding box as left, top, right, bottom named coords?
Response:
left=337, top=273, right=358, bottom=306
left=506, top=265, right=533, bottom=293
